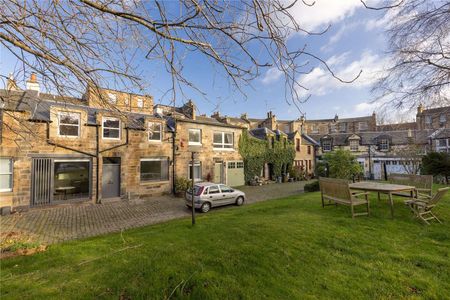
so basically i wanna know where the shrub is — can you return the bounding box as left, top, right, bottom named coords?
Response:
left=323, top=149, right=363, bottom=180
left=304, top=180, right=320, bottom=192
left=175, top=177, right=191, bottom=194
left=422, top=152, right=450, bottom=184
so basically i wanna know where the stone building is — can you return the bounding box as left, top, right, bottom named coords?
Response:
left=155, top=102, right=246, bottom=187
left=212, top=110, right=317, bottom=179
left=1, top=76, right=174, bottom=211
left=304, top=113, right=377, bottom=135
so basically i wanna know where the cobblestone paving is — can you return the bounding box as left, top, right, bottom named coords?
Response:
left=0, top=181, right=309, bottom=244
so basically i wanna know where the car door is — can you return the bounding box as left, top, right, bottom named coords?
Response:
left=206, top=185, right=222, bottom=207
left=219, top=184, right=235, bottom=205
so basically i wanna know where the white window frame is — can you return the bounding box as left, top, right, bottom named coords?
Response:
left=436, top=138, right=450, bottom=153
left=188, top=129, right=202, bottom=146
left=349, top=139, right=359, bottom=152
left=57, top=112, right=80, bottom=138
left=213, top=132, right=234, bottom=150
left=107, top=93, right=117, bottom=104
left=322, top=140, right=332, bottom=152
left=379, top=139, right=389, bottom=151
left=102, top=117, right=121, bottom=140
left=188, top=162, right=202, bottom=181
left=425, top=115, right=432, bottom=125
left=311, top=125, right=319, bottom=134
left=0, top=158, right=13, bottom=192
left=440, top=114, right=446, bottom=125
left=148, top=122, right=162, bottom=142
left=137, top=97, right=144, bottom=108
left=140, top=157, right=169, bottom=182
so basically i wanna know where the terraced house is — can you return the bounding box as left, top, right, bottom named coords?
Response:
left=307, top=105, right=450, bottom=180
left=1, top=75, right=175, bottom=212
left=0, top=75, right=247, bottom=213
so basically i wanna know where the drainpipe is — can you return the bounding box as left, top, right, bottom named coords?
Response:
left=172, top=125, right=177, bottom=194
left=96, top=124, right=100, bottom=204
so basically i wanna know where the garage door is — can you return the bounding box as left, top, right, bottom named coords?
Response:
left=226, top=161, right=245, bottom=187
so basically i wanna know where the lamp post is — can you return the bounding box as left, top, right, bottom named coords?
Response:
left=191, top=151, right=196, bottom=226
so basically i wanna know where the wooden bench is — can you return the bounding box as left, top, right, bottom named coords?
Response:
left=388, top=173, right=433, bottom=198
left=319, top=177, right=370, bottom=218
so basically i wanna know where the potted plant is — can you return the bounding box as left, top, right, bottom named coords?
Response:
left=175, top=177, right=191, bottom=197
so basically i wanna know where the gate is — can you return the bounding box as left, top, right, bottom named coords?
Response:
left=31, top=158, right=53, bottom=206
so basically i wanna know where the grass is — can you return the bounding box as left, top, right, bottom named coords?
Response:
left=1, top=188, right=450, bottom=299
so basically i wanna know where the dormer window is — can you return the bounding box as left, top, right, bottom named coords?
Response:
left=322, top=139, right=332, bottom=152
left=102, top=117, right=121, bottom=139
left=379, top=139, right=389, bottom=151
left=148, top=122, right=162, bottom=142
left=58, top=112, right=80, bottom=137
left=350, top=139, right=359, bottom=151
left=107, top=93, right=117, bottom=104
left=137, top=98, right=144, bottom=108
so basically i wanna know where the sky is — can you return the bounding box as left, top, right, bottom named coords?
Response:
left=0, top=0, right=401, bottom=122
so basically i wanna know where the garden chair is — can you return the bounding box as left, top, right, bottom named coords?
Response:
left=405, top=187, right=449, bottom=225
left=388, top=173, right=433, bottom=198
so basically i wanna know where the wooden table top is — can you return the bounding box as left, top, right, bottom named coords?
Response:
left=349, top=181, right=415, bottom=192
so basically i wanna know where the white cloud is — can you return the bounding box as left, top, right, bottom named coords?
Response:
left=297, top=50, right=390, bottom=97
left=289, top=0, right=362, bottom=32
left=261, top=67, right=283, bottom=84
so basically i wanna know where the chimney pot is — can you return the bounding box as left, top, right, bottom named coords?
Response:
left=26, top=73, right=40, bottom=92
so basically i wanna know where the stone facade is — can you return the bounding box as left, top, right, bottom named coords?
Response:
left=0, top=87, right=173, bottom=210
left=174, top=118, right=244, bottom=185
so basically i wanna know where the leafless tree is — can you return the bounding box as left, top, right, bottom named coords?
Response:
left=0, top=0, right=363, bottom=112
left=393, top=142, right=423, bottom=174
left=373, top=0, right=450, bottom=110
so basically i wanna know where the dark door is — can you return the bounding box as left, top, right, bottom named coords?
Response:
left=102, top=157, right=121, bottom=198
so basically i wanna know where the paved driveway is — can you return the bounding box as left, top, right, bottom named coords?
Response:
left=0, top=181, right=310, bottom=244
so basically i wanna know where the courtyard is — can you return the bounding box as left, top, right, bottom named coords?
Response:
left=1, top=187, right=449, bottom=299
left=0, top=182, right=309, bottom=244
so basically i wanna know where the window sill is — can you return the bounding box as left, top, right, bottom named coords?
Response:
left=188, top=143, right=202, bottom=146
left=140, top=180, right=170, bottom=185
left=148, top=140, right=162, bottom=143
left=213, top=148, right=235, bottom=152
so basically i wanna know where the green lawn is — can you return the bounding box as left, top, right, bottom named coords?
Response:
left=1, top=189, right=450, bottom=299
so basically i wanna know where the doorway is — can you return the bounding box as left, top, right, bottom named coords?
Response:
left=102, top=157, right=121, bottom=198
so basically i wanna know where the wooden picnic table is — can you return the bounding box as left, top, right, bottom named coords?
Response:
left=349, top=181, right=415, bottom=218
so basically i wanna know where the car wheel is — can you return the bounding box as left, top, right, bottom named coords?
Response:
left=236, top=196, right=244, bottom=206
left=201, top=202, right=211, bottom=213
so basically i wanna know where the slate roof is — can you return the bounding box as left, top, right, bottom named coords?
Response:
left=249, top=127, right=274, bottom=140
left=0, top=89, right=169, bottom=131
left=305, top=115, right=373, bottom=123
left=377, top=122, right=417, bottom=131
left=309, top=130, right=434, bottom=146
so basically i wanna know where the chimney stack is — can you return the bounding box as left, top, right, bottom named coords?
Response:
left=417, top=103, right=424, bottom=114
left=240, top=113, right=248, bottom=120
left=211, top=111, right=221, bottom=119
left=26, top=73, right=40, bottom=93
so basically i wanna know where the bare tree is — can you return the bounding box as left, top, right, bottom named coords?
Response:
left=0, top=0, right=362, bottom=111
left=373, top=0, right=450, bottom=110
left=393, top=142, right=423, bottom=175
